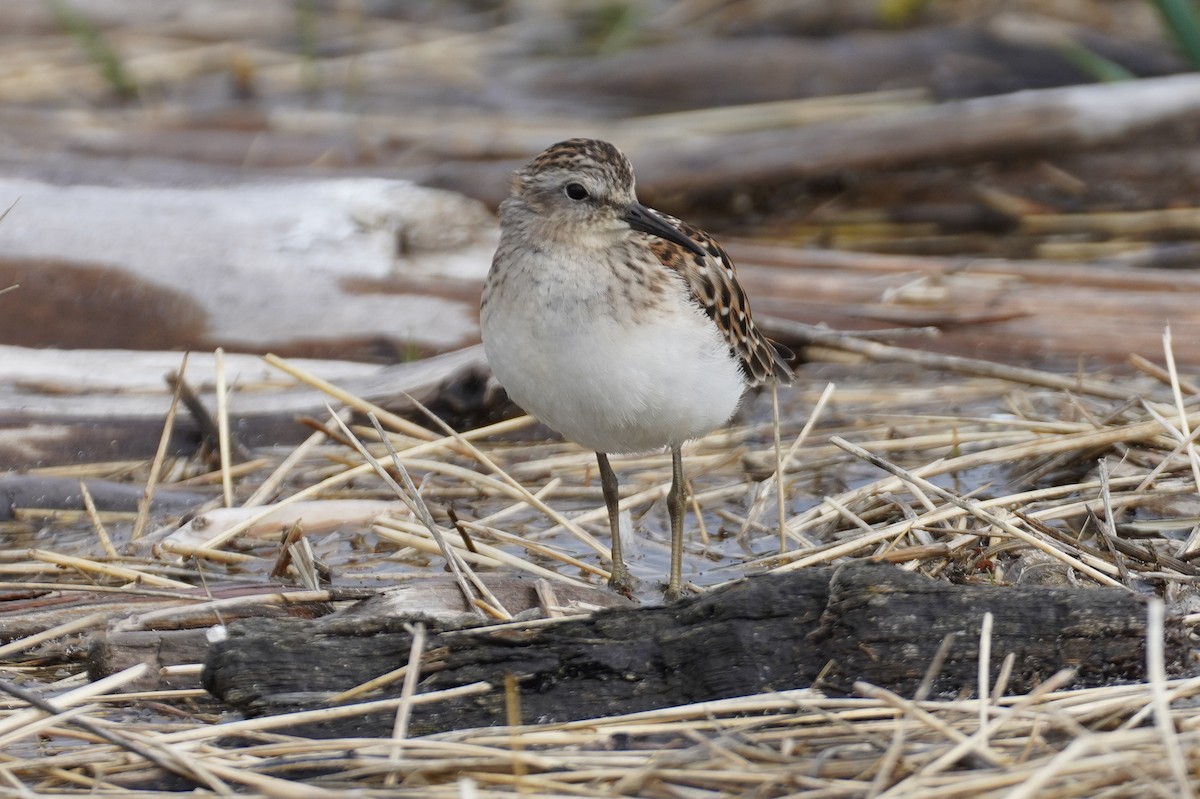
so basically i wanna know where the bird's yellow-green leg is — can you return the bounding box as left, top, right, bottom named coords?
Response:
left=597, top=452, right=637, bottom=597
left=665, top=445, right=687, bottom=601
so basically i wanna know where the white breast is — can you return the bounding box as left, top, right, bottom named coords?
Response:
left=482, top=249, right=746, bottom=454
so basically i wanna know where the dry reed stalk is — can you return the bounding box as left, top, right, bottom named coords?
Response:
left=132, top=352, right=188, bottom=541
left=89, top=687, right=208, bottom=702
left=762, top=317, right=1143, bottom=401
left=831, top=437, right=1126, bottom=588
left=25, top=460, right=146, bottom=478
left=0, top=612, right=107, bottom=660
left=373, top=520, right=591, bottom=587
left=1161, top=327, right=1200, bottom=495
left=215, top=347, right=234, bottom=508
left=978, top=611, right=992, bottom=744
left=403, top=393, right=610, bottom=559
left=77, top=480, right=118, bottom=558
left=327, top=664, right=413, bottom=705
left=687, top=479, right=713, bottom=548
left=264, top=353, right=440, bottom=442
left=1148, top=599, right=1195, bottom=799
left=1130, top=352, right=1200, bottom=395
left=386, top=456, right=561, bottom=501
left=243, top=427, right=328, bottom=506
left=170, top=458, right=272, bottom=488
left=384, top=621, right=426, bottom=787
left=0, top=563, right=106, bottom=580
left=457, top=521, right=607, bottom=578
left=111, top=588, right=340, bottom=632
left=29, top=549, right=193, bottom=589
left=155, top=541, right=258, bottom=564
left=475, top=477, right=563, bottom=527
left=0, top=581, right=204, bottom=600
left=335, top=409, right=487, bottom=618
left=11, top=508, right=137, bottom=525
left=0, top=665, right=148, bottom=740
left=772, top=383, right=786, bottom=552
left=157, top=682, right=493, bottom=745
left=820, top=494, right=877, bottom=534
left=741, top=381, right=836, bottom=546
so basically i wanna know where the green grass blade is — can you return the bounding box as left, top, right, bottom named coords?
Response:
left=1151, top=0, right=1200, bottom=69
left=46, top=0, right=138, bottom=101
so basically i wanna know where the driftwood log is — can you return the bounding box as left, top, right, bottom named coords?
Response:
left=0, top=345, right=494, bottom=466
left=0, top=475, right=207, bottom=521
left=203, top=562, right=1179, bottom=738
left=82, top=577, right=628, bottom=692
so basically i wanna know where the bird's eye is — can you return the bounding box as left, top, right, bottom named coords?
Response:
left=564, top=182, right=589, bottom=201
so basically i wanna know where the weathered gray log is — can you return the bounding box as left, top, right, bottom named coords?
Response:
left=90, top=629, right=213, bottom=691
left=0, top=177, right=492, bottom=355
left=525, top=27, right=1178, bottom=113
left=634, top=74, right=1200, bottom=196
left=0, top=585, right=365, bottom=684
left=0, top=345, right=493, bottom=466
left=0, top=586, right=288, bottom=643
left=0, top=475, right=208, bottom=521
left=812, top=564, right=1170, bottom=693
left=83, top=577, right=628, bottom=691
left=203, top=562, right=1176, bottom=738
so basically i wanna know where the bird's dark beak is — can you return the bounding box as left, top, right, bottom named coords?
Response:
left=625, top=202, right=706, bottom=258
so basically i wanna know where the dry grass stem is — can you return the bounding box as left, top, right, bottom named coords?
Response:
left=743, top=380, right=836, bottom=547
left=243, top=426, right=329, bottom=507
left=403, top=392, right=609, bottom=559
left=0, top=612, right=107, bottom=660
left=131, top=351, right=188, bottom=541
left=29, top=549, right=193, bottom=589
left=78, top=480, right=117, bottom=558
left=385, top=621, right=427, bottom=787
left=264, top=353, right=439, bottom=442
left=215, top=347, right=234, bottom=508
left=350, top=408, right=485, bottom=617
left=1162, top=327, right=1200, bottom=494
left=1148, top=599, right=1195, bottom=799
left=829, top=437, right=1127, bottom=588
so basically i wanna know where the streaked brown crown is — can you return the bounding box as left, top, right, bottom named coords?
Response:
left=521, top=138, right=634, bottom=189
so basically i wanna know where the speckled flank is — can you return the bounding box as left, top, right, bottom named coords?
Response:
left=608, top=241, right=672, bottom=316
left=646, top=213, right=793, bottom=387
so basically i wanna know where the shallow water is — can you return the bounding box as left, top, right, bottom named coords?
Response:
left=5, top=363, right=1061, bottom=606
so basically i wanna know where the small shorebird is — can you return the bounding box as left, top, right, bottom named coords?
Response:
left=481, top=138, right=793, bottom=599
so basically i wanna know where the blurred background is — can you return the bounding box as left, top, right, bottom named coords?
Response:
left=1, top=0, right=1199, bottom=365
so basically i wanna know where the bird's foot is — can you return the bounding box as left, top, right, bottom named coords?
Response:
left=662, top=581, right=697, bottom=602
left=607, top=567, right=639, bottom=599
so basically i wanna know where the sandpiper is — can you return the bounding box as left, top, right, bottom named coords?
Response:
left=480, top=138, right=793, bottom=599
